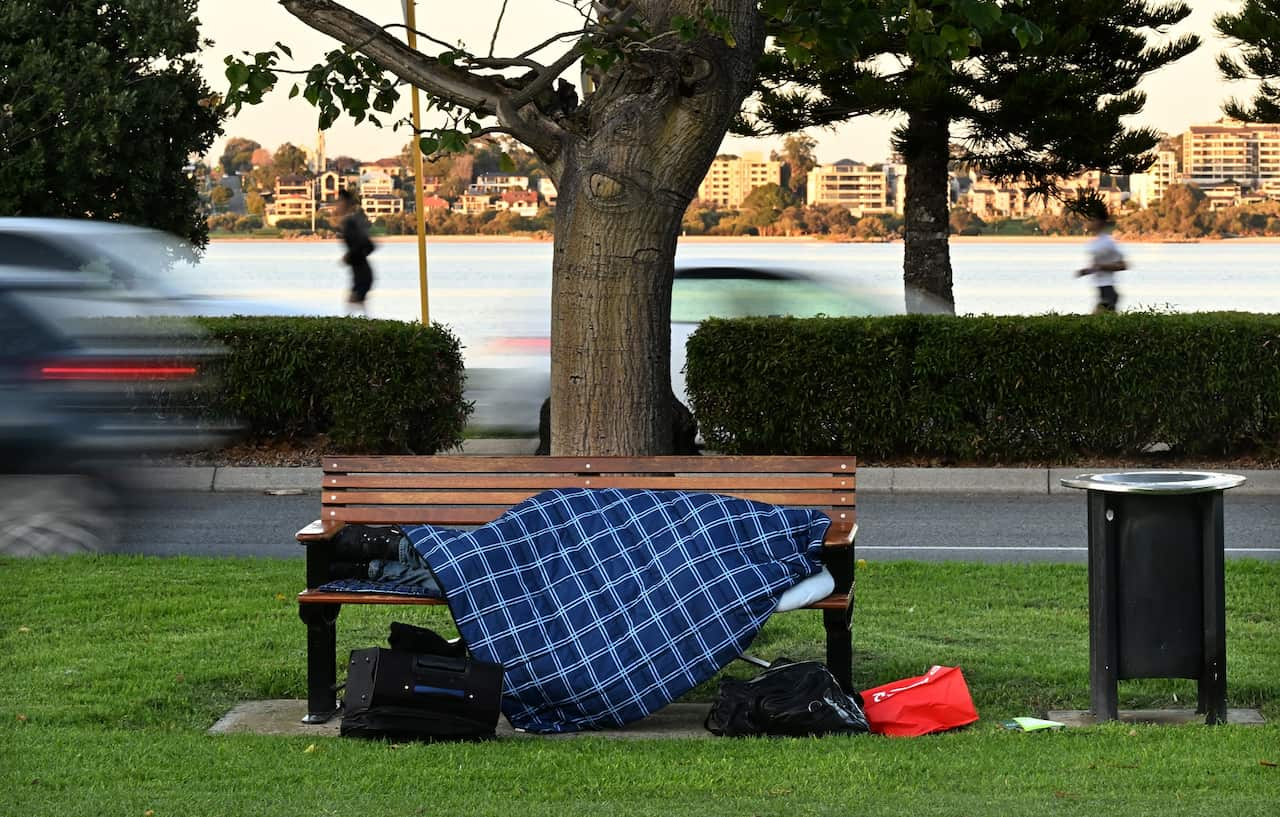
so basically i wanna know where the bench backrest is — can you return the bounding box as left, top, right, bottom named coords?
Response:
left=318, top=456, right=856, bottom=545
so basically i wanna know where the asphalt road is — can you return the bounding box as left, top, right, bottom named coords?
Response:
left=117, top=491, right=1280, bottom=563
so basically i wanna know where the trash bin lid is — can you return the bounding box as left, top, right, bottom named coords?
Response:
left=1060, top=470, right=1246, bottom=494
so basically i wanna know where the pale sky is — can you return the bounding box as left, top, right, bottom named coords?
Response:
left=195, top=0, right=1250, bottom=165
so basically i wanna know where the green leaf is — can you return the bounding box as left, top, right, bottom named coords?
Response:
left=439, top=130, right=467, bottom=153
left=1012, top=19, right=1043, bottom=49
left=288, top=84, right=299, bottom=99
left=224, top=61, right=250, bottom=89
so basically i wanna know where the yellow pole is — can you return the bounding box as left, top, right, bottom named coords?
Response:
left=405, top=0, right=429, bottom=324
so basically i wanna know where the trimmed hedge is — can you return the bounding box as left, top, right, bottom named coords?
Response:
left=685, top=312, right=1280, bottom=462
left=195, top=316, right=470, bottom=453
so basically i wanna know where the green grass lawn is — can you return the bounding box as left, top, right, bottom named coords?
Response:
left=4, top=557, right=1277, bottom=816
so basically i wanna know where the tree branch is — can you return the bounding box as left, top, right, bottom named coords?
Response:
left=466, top=56, right=546, bottom=72
left=510, top=39, right=593, bottom=107
left=279, top=0, right=566, bottom=158
left=489, top=0, right=510, bottom=58
left=515, top=27, right=590, bottom=61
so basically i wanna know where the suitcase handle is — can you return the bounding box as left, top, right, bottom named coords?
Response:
left=412, top=684, right=466, bottom=698
left=413, top=654, right=467, bottom=673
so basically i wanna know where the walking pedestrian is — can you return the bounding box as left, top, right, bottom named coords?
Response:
left=335, top=188, right=375, bottom=315
left=1075, top=208, right=1125, bottom=313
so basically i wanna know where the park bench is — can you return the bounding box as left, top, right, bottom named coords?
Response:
left=295, top=455, right=858, bottom=724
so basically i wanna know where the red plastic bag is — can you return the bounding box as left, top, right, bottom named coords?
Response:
left=859, top=665, right=979, bottom=736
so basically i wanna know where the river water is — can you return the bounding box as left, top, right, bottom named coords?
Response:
left=177, top=237, right=1278, bottom=363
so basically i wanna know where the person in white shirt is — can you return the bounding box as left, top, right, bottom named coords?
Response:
left=1076, top=212, right=1126, bottom=313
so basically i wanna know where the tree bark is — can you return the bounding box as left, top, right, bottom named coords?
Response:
left=546, top=3, right=762, bottom=455
left=901, top=111, right=956, bottom=314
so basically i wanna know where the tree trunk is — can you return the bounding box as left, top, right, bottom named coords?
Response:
left=901, top=111, right=956, bottom=314
left=278, top=0, right=762, bottom=457
left=548, top=170, right=682, bottom=455
left=547, top=3, right=762, bottom=456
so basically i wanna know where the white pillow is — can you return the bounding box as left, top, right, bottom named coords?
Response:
left=775, top=566, right=836, bottom=612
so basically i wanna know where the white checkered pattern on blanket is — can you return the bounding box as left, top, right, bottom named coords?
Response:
left=404, top=488, right=829, bottom=733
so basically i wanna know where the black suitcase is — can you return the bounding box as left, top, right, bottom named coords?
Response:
left=340, top=647, right=504, bottom=742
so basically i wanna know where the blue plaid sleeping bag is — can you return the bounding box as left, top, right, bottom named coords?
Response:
left=402, top=487, right=830, bottom=733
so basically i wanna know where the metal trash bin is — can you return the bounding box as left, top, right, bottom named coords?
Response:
left=1061, top=471, right=1246, bottom=724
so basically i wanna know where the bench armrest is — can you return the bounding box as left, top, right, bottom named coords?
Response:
left=835, top=522, right=858, bottom=548
left=296, top=519, right=345, bottom=544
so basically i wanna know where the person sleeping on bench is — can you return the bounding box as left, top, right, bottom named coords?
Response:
left=325, top=519, right=836, bottom=614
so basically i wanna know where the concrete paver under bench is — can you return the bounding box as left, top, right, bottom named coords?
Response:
left=210, top=699, right=715, bottom=740
left=1047, top=708, right=1265, bottom=727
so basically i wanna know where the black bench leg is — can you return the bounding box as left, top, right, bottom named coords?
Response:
left=821, top=542, right=855, bottom=693
left=299, top=602, right=342, bottom=724
left=824, top=607, right=853, bottom=693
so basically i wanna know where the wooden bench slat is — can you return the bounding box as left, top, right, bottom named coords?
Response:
left=322, top=474, right=856, bottom=490
left=321, top=490, right=855, bottom=507
left=298, top=588, right=852, bottom=612
left=324, top=455, right=855, bottom=475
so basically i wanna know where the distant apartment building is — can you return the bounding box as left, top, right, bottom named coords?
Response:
left=1060, top=170, right=1126, bottom=214
left=359, top=172, right=396, bottom=197
left=805, top=161, right=893, bottom=216
left=965, top=170, right=1123, bottom=220
left=360, top=158, right=405, bottom=178
left=1128, top=145, right=1180, bottom=208
left=421, top=195, right=450, bottom=211
left=538, top=177, right=558, bottom=206
left=497, top=190, right=540, bottom=217
left=1200, top=181, right=1245, bottom=211
left=888, top=164, right=908, bottom=214
left=453, top=192, right=494, bottom=215
left=967, top=180, right=1056, bottom=220
left=362, top=194, right=404, bottom=218
left=1183, top=119, right=1280, bottom=190
left=315, top=170, right=343, bottom=203
left=697, top=152, right=782, bottom=208
left=340, top=172, right=363, bottom=193
left=472, top=173, right=529, bottom=193
left=265, top=175, right=315, bottom=226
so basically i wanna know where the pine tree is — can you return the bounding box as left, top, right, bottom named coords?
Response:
left=747, top=1, right=1198, bottom=313
left=1216, top=0, right=1280, bottom=122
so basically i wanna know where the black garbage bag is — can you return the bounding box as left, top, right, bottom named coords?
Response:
left=705, top=661, right=870, bottom=737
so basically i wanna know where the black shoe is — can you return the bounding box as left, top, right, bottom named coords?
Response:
left=331, top=525, right=402, bottom=562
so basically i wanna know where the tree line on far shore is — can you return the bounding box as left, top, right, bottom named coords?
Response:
left=955, top=184, right=1280, bottom=240
left=209, top=180, right=1280, bottom=242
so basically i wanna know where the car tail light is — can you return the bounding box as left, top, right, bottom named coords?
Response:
left=39, top=361, right=199, bottom=381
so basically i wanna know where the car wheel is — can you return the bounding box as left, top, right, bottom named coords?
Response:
left=0, top=474, right=118, bottom=556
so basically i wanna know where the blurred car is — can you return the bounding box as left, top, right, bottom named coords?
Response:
left=0, top=218, right=239, bottom=555
left=464, top=264, right=898, bottom=434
